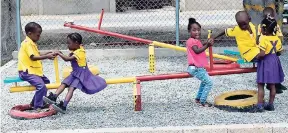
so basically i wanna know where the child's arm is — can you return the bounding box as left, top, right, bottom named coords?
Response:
left=192, top=39, right=213, bottom=54
left=30, top=53, right=55, bottom=61
left=256, top=35, right=260, bottom=45
left=213, top=26, right=237, bottom=40
left=56, top=52, right=76, bottom=61
left=213, top=31, right=225, bottom=39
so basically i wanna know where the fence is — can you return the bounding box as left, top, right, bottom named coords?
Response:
left=18, top=0, right=287, bottom=50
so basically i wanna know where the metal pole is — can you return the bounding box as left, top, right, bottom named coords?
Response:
left=175, top=0, right=180, bottom=46
left=16, top=0, right=21, bottom=50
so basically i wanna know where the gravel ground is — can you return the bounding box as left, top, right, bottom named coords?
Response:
left=1, top=51, right=288, bottom=133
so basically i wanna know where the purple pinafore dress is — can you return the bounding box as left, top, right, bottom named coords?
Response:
left=62, top=53, right=107, bottom=94
left=257, top=42, right=285, bottom=84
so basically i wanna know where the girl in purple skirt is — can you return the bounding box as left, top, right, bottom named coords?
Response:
left=250, top=17, right=285, bottom=113
left=43, top=33, right=107, bottom=113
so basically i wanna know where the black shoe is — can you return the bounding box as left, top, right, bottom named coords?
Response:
left=249, top=105, right=264, bottom=113
left=30, top=101, right=49, bottom=109
left=266, top=85, right=283, bottom=94
left=52, top=101, right=66, bottom=114
left=264, top=103, right=275, bottom=111
left=41, top=102, right=50, bottom=109
left=43, top=92, right=57, bottom=104
left=276, top=83, right=287, bottom=90
left=200, top=102, right=213, bottom=107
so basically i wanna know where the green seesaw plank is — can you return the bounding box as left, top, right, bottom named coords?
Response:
left=224, top=50, right=241, bottom=56
left=4, top=77, right=24, bottom=84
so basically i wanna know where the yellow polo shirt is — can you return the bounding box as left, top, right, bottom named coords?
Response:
left=18, top=36, right=43, bottom=76
left=225, top=22, right=260, bottom=62
left=258, top=36, right=282, bottom=54
left=72, top=47, right=86, bottom=67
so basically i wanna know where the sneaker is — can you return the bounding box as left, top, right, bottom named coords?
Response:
left=43, top=92, right=57, bottom=104
left=52, top=101, right=66, bottom=114
left=195, top=99, right=200, bottom=104
left=249, top=105, right=264, bottom=113
left=41, top=102, right=50, bottom=109
left=264, top=103, right=275, bottom=111
left=30, top=101, right=49, bottom=109
left=200, top=102, right=213, bottom=107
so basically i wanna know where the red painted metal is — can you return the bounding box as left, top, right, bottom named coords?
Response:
left=136, top=68, right=256, bottom=82
left=134, top=80, right=141, bottom=111
left=64, top=23, right=152, bottom=44
left=98, top=9, right=104, bottom=30
left=213, top=60, right=233, bottom=64
left=204, top=63, right=240, bottom=71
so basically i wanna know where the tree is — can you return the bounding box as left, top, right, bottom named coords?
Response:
left=1, top=0, right=24, bottom=65
left=243, top=0, right=284, bottom=28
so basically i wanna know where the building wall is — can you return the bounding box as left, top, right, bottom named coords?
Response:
left=21, top=0, right=116, bottom=15
left=181, top=0, right=243, bottom=11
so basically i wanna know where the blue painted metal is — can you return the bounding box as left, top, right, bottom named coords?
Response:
left=224, top=50, right=241, bottom=56
left=4, top=77, right=24, bottom=84
left=175, top=0, right=180, bottom=46
left=16, top=0, right=21, bottom=50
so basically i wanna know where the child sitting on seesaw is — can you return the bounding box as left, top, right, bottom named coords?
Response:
left=43, top=33, right=107, bottom=114
left=212, top=11, right=285, bottom=94
left=186, top=18, right=214, bottom=107
left=250, top=17, right=284, bottom=112
left=18, top=22, right=56, bottom=112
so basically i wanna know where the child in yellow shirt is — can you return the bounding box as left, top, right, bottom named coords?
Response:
left=250, top=17, right=284, bottom=112
left=214, top=11, right=260, bottom=62
left=18, top=22, right=56, bottom=111
left=43, top=33, right=107, bottom=114
left=213, top=11, right=285, bottom=93
left=256, top=7, right=287, bottom=92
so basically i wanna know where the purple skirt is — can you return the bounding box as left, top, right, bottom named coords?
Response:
left=257, top=54, right=284, bottom=83
left=62, top=67, right=107, bottom=94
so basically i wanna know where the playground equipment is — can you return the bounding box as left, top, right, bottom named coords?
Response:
left=4, top=57, right=100, bottom=119
left=62, top=18, right=258, bottom=112
left=9, top=104, right=57, bottom=120
left=3, top=11, right=258, bottom=116
left=5, top=55, right=256, bottom=112
left=214, top=90, right=258, bottom=112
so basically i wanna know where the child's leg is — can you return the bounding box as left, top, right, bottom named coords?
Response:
left=63, top=87, right=76, bottom=107
left=21, top=74, right=48, bottom=109
left=193, top=68, right=213, bottom=105
left=264, top=83, right=276, bottom=111
left=267, top=84, right=276, bottom=104
left=52, top=87, right=76, bottom=113
left=250, top=83, right=265, bottom=113
left=55, top=84, right=67, bottom=96
left=195, top=82, right=205, bottom=102
left=257, top=83, right=265, bottom=105
left=44, top=84, right=67, bottom=104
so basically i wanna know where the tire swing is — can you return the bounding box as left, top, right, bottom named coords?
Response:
left=214, top=90, right=258, bottom=112
left=9, top=104, right=57, bottom=120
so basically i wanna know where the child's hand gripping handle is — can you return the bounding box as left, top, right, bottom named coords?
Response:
left=208, top=30, right=213, bottom=71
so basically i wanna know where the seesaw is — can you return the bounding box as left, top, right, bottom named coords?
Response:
left=4, top=40, right=257, bottom=113
left=3, top=42, right=256, bottom=120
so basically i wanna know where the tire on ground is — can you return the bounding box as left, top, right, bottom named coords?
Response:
left=214, top=90, right=257, bottom=112
left=9, top=104, right=57, bottom=120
